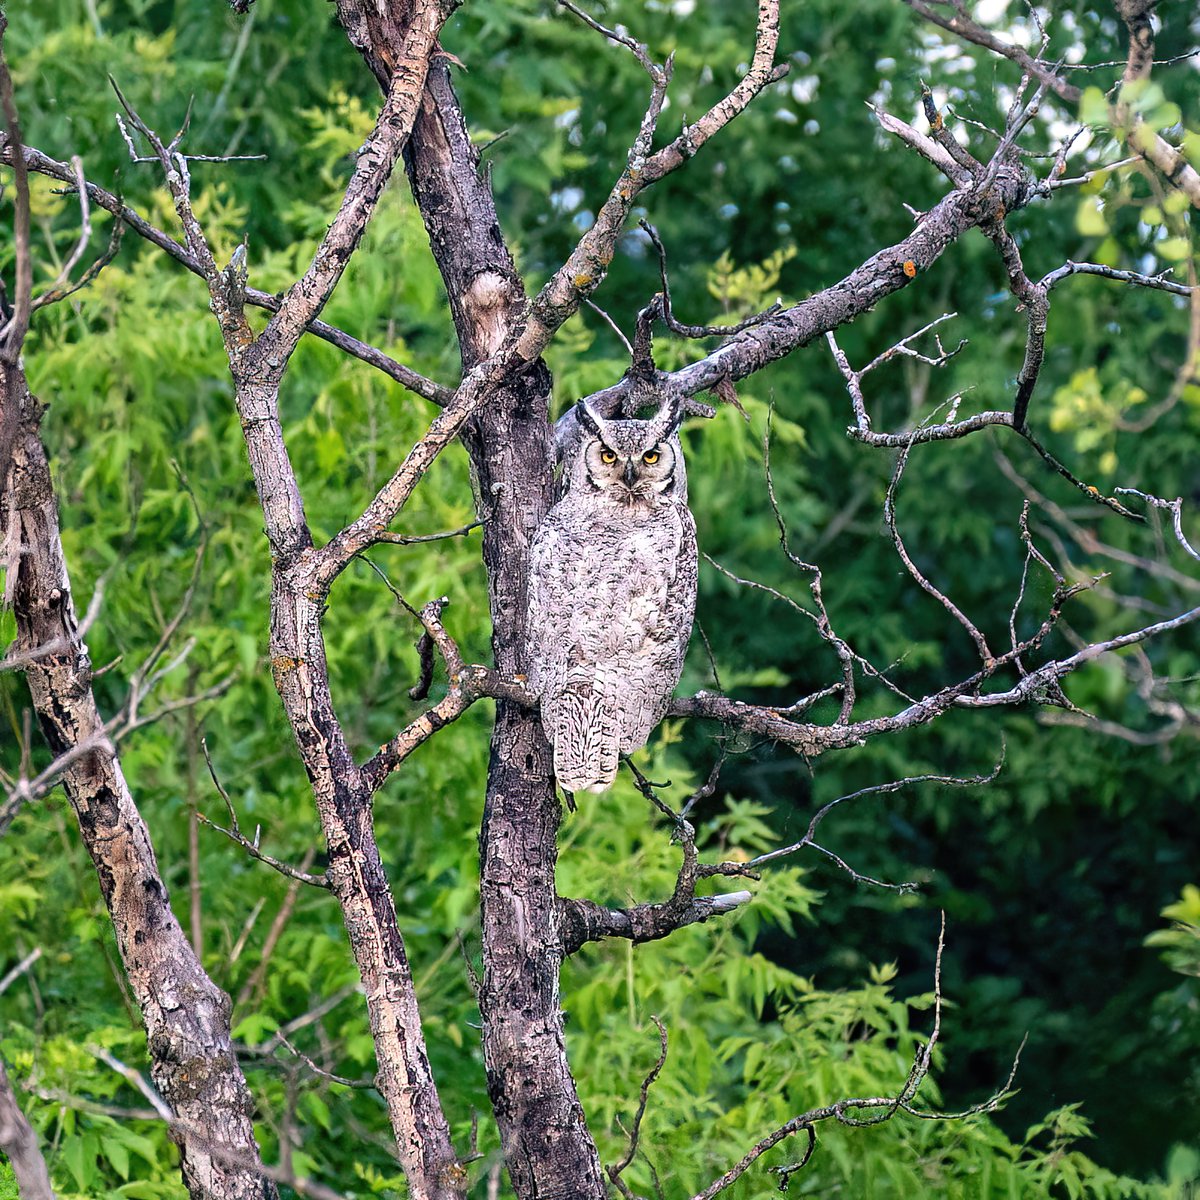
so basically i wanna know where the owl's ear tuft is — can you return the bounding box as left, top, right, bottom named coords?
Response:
left=575, top=399, right=606, bottom=438
left=646, top=393, right=685, bottom=442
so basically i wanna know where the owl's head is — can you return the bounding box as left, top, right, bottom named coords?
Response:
left=574, top=398, right=684, bottom=505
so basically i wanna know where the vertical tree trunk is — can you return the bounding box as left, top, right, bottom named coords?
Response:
left=1, top=362, right=276, bottom=1200
left=0, top=1057, right=56, bottom=1200
left=404, top=64, right=609, bottom=1198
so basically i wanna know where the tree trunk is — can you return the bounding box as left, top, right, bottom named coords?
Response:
left=405, top=64, right=609, bottom=1198
left=0, top=1056, right=55, bottom=1200
left=1, top=361, right=276, bottom=1200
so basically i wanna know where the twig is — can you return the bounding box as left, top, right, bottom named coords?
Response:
left=606, top=1017, right=669, bottom=1196
left=885, top=431, right=994, bottom=664
left=234, top=846, right=320, bottom=1009
left=583, top=298, right=634, bottom=357
left=200, top=739, right=329, bottom=887
left=640, top=220, right=783, bottom=338
left=0, top=946, right=41, bottom=996
left=0, top=143, right=452, bottom=405
left=1114, top=489, right=1200, bottom=563
left=693, top=915, right=1020, bottom=1198
left=71, top=1051, right=353, bottom=1200
left=744, top=759, right=1004, bottom=891
left=0, top=18, right=32, bottom=363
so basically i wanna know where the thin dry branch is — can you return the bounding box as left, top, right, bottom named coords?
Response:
left=744, top=760, right=1004, bottom=892
left=666, top=551, right=1124, bottom=756
left=640, top=219, right=783, bottom=340
left=515, top=0, right=787, bottom=361
left=359, top=594, right=535, bottom=795
left=886, top=434, right=994, bottom=664
left=0, top=947, right=41, bottom=997
left=60, top=1050, right=353, bottom=1200
left=249, top=0, right=454, bottom=375
left=559, top=766, right=752, bottom=956
left=200, top=739, right=329, bottom=888
left=826, top=310, right=1160, bottom=523
left=692, top=916, right=1020, bottom=1198
left=1115, top=489, right=1200, bottom=563
left=872, top=103, right=972, bottom=187
left=905, top=0, right=1200, bottom=207
left=606, top=1017, right=669, bottom=1198
left=0, top=143, right=451, bottom=405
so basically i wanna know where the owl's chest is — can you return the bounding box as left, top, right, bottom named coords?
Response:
left=556, top=501, right=685, bottom=577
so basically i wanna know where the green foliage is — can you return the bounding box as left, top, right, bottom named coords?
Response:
left=1146, top=885, right=1200, bottom=979
left=1, top=0, right=1197, bottom=1197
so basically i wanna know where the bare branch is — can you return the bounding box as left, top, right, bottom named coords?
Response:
left=249, top=0, right=455, bottom=375
left=560, top=766, right=753, bottom=955
left=905, top=0, right=1200, bottom=207
left=557, top=1, right=664, bottom=79
left=515, top=0, right=787, bottom=361
left=640, top=220, right=783, bottom=339
left=745, top=759, right=1004, bottom=890
left=199, top=740, right=329, bottom=887
left=885, top=434, right=994, bottom=664
left=65, top=1050, right=353, bottom=1200
left=0, top=946, right=41, bottom=997
left=359, top=594, right=535, bottom=795
left=871, top=103, right=972, bottom=186
left=606, top=1017, right=669, bottom=1195
left=1042, top=260, right=1193, bottom=297
left=0, top=17, right=32, bottom=363
left=691, top=916, right=961, bottom=1198
left=0, top=143, right=451, bottom=405
left=1115, top=489, right=1200, bottom=563
left=29, top=155, right=91, bottom=303
left=957, top=604, right=1200, bottom=708
left=903, top=0, right=1081, bottom=102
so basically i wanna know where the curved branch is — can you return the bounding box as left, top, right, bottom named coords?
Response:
left=0, top=143, right=452, bottom=405
left=580, top=161, right=1032, bottom=415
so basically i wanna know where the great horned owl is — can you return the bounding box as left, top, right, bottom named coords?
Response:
left=527, top=397, right=697, bottom=794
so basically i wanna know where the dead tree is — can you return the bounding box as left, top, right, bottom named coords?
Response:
left=2, top=1, right=1197, bottom=1197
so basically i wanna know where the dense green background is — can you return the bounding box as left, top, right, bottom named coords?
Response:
left=1, top=0, right=1198, bottom=1196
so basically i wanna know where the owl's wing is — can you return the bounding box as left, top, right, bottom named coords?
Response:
left=526, top=511, right=573, bottom=700
left=668, top=503, right=698, bottom=673
left=615, top=502, right=698, bottom=756
left=527, top=507, right=623, bottom=792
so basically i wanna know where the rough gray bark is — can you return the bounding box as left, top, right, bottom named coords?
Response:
left=404, top=61, right=609, bottom=1198
left=0, top=1056, right=55, bottom=1200
left=105, top=3, right=470, bottom=1193
left=1, top=362, right=275, bottom=1200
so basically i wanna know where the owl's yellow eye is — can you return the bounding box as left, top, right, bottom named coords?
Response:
left=642, top=450, right=660, bottom=465
left=599, top=448, right=617, bottom=464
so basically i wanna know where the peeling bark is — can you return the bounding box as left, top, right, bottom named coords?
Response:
left=1, top=363, right=275, bottom=1200
left=403, top=61, right=610, bottom=1199
left=0, top=1056, right=55, bottom=1200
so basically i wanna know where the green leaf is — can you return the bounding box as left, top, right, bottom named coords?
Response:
left=1079, top=86, right=1109, bottom=126
left=1076, top=197, right=1107, bottom=237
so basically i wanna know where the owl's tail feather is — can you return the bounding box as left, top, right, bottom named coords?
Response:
left=552, top=687, right=620, bottom=794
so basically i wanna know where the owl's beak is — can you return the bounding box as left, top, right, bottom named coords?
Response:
left=622, top=461, right=638, bottom=488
